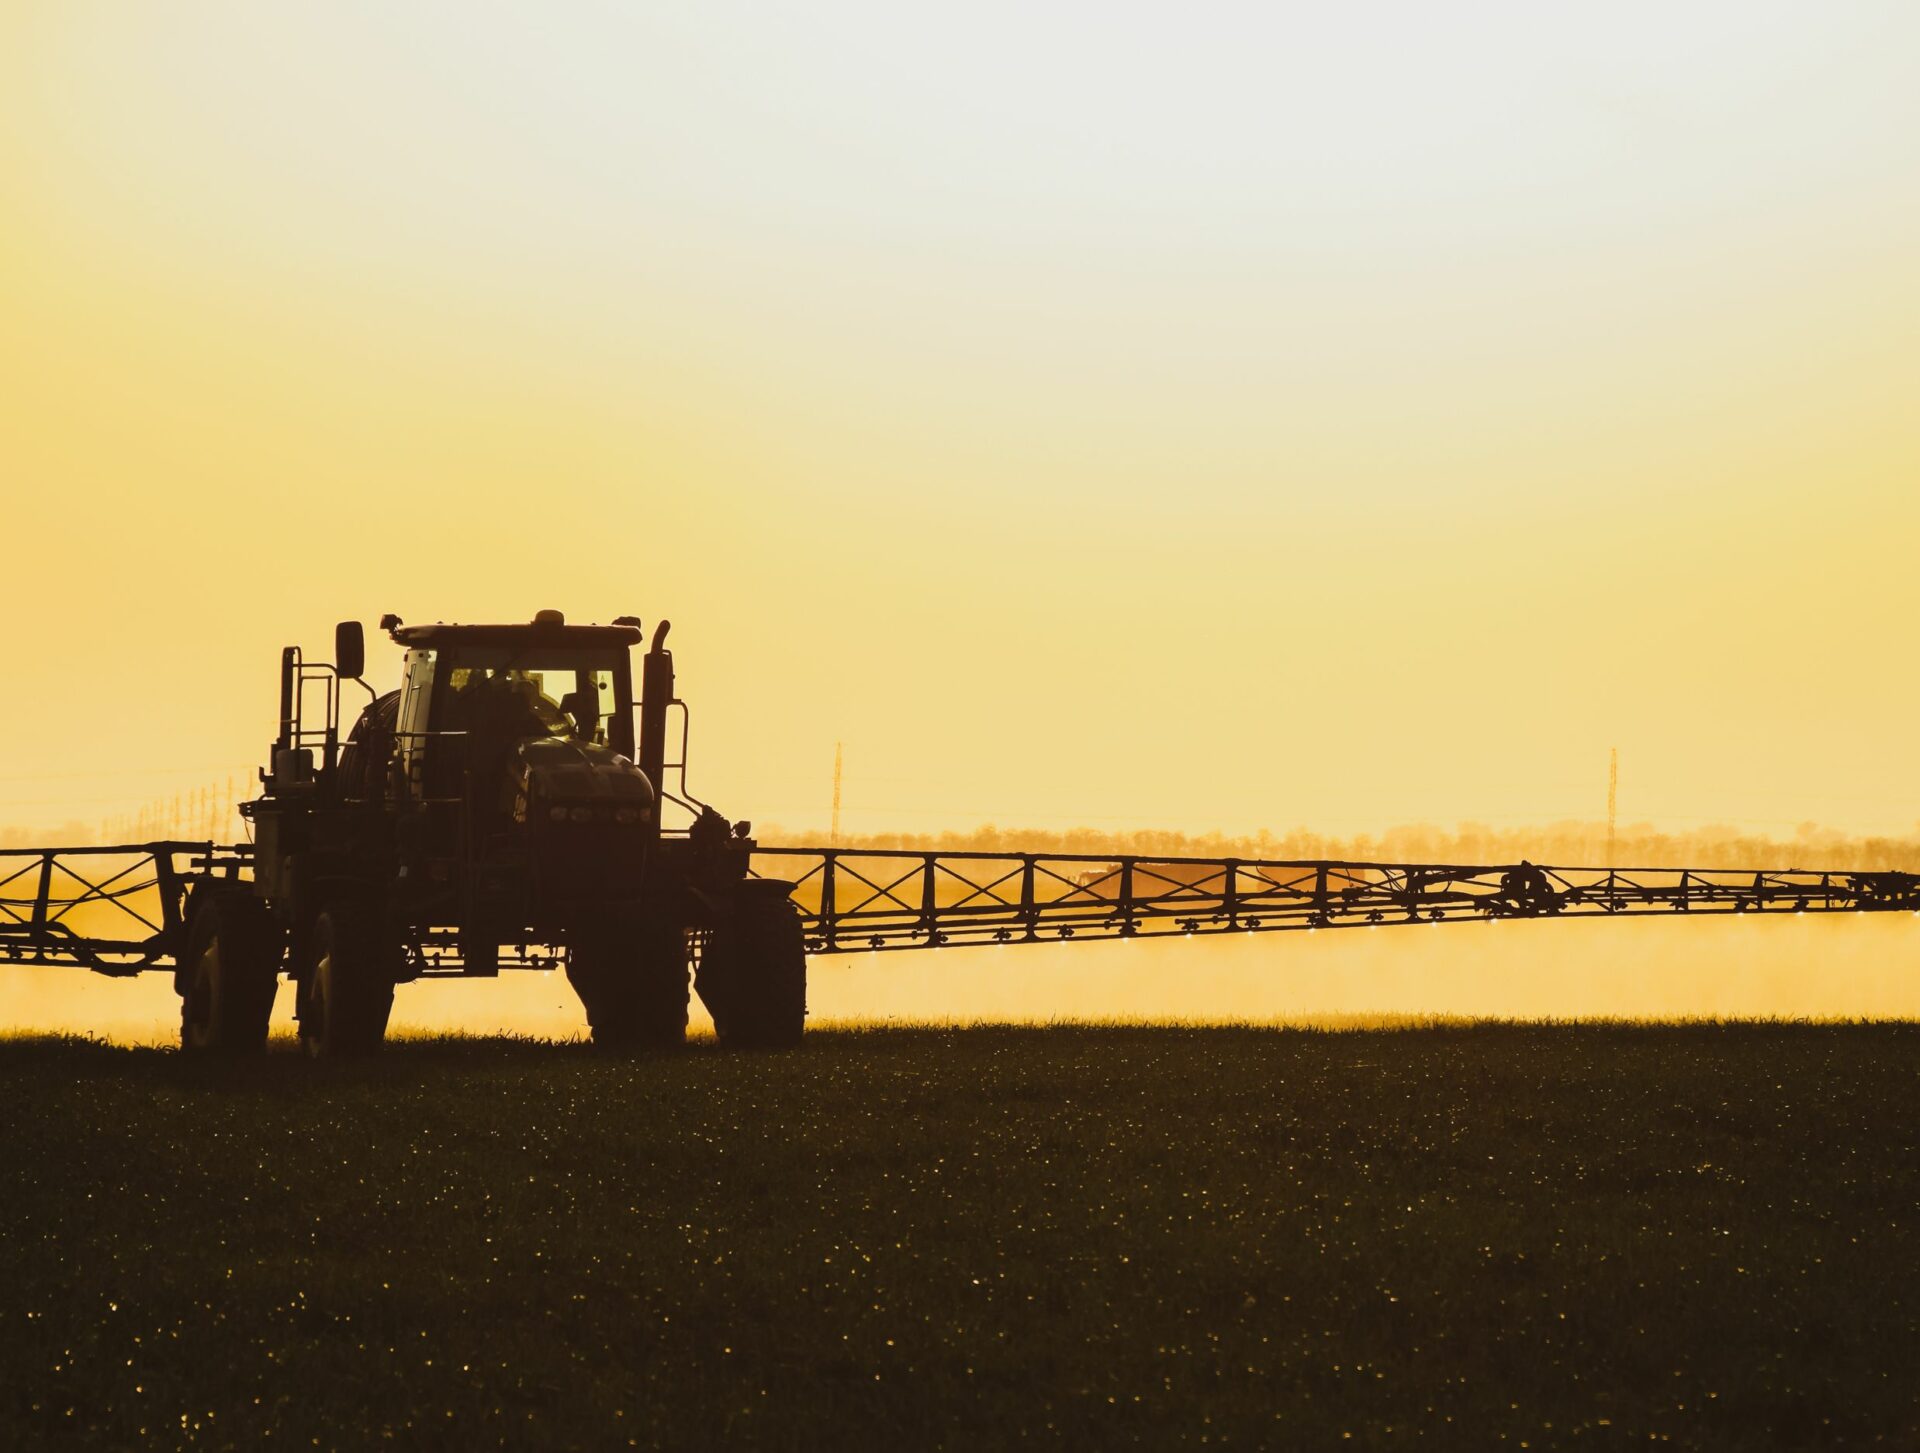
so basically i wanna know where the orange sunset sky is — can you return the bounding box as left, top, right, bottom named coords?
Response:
left=4, top=2, right=1918, bottom=846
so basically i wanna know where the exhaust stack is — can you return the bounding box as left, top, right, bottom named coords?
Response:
left=637, top=619, right=673, bottom=820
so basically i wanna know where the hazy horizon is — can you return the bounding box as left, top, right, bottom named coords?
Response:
left=11, top=810, right=1920, bottom=873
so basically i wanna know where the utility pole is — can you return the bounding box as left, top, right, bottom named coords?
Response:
left=831, top=742, right=843, bottom=846
left=1607, top=747, right=1619, bottom=868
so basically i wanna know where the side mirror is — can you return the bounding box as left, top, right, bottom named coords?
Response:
left=334, top=620, right=365, bottom=680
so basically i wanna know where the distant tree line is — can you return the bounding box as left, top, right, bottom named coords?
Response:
left=0, top=820, right=98, bottom=850
left=5, top=814, right=1915, bottom=873
left=0, top=779, right=246, bottom=851
left=760, top=821, right=1920, bottom=871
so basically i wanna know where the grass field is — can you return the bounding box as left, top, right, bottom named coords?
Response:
left=2, top=1025, right=1917, bottom=1449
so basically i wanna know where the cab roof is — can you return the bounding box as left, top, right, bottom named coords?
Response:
left=389, top=620, right=643, bottom=649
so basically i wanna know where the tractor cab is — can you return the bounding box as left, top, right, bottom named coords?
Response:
left=385, top=616, right=641, bottom=810
left=370, top=615, right=658, bottom=921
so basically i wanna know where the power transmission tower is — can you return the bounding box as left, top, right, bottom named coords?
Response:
left=831, top=742, right=843, bottom=845
left=1607, top=747, right=1619, bottom=868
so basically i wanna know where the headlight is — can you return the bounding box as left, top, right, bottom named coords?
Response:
left=548, top=805, right=568, bottom=822
left=614, top=807, right=638, bottom=824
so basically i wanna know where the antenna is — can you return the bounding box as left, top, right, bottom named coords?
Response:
left=831, top=742, right=844, bottom=846
left=1607, top=747, right=1619, bottom=868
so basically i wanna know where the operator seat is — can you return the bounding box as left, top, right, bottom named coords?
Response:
left=464, top=674, right=554, bottom=822
left=338, top=691, right=400, bottom=801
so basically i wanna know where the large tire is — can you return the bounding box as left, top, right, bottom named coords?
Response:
left=297, top=903, right=397, bottom=1059
left=567, top=917, right=689, bottom=1050
left=179, top=892, right=283, bottom=1055
left=697, top=891, right=807, bottom=1049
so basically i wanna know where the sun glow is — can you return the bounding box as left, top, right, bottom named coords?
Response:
left=3, top=6, right=1919, bottom=1039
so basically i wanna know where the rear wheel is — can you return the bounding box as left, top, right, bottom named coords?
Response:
left=567, top=917, right=689, bottom=1049
left=697, top=890, right=807, bottom=1049
left=297, top=903, right=396, bottom=1058
left=178, top=892, right=283, bottom=1055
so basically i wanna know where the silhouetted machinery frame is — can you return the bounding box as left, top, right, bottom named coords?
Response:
left=5, top=845, right=1916, bottom=977
left=4, top=613, right=1917, bottom=1049
left=0, top=613, right=808, bottom=1056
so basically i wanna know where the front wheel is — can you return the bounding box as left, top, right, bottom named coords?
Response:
left=697, top=889, right=807, bottom=1049
left=297, top=903, right=396, bottom=1058
left=179, top=892, right=283, bottom=1054
left=567, top=917, right=690, bottom=1050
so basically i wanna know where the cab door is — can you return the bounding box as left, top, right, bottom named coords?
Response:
left=393, top=648, right=437, bottom=803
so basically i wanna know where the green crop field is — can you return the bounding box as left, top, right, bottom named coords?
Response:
left=2, top=1025, right=1917, bottom=1449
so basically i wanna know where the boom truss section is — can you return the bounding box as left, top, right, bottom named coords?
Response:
left=749, top=848, right=1920, bottom=954
left=5, top=842, right=1916, bottom=976
left=0, top=843, right=250, bottom=975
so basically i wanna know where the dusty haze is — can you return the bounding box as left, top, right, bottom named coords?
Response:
left=8, top=915, right=1917, bottom=1045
